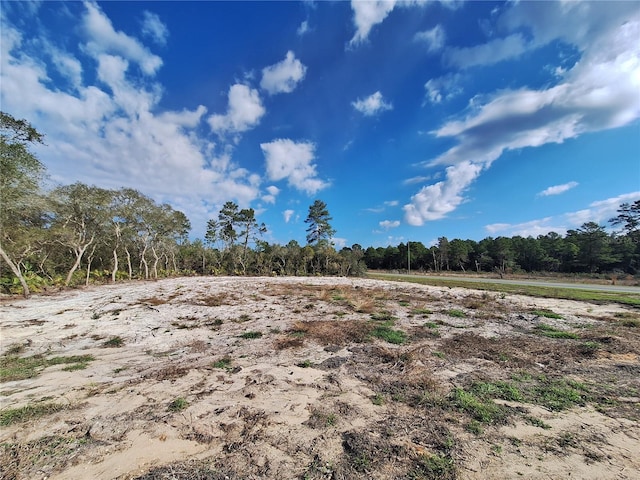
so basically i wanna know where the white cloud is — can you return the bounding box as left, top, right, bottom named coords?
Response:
left=83, top=2, right=162, bottom=75
left=283, top=209, right=295, bottom=223
left=403, top=161, right=484, bottom=225
left=349, top=0, right=397, bottom=45
left=414, top=24, right=446, bottom=52
left=379, top=220, right=400, bottom=230
left=485, top=191, right=640, bottom=237
left=208, top=84, right=265, bottom=136
left=538, top=181, right=578, bottom=197
left=445, top=33, right=528, bottom=68
left=141, top=11, right=168, bottom=46
left=430, top=11, right=640, bottom=170
left=260, top=51, right=307, bottom=95
left=485, top=218, right=567, bottom=238
left=0, top=15, right=262, bottom=240
left=424, top=73, right=463, bottom=104
left=261, top=139, right=329, bottom=195
left=352, top=91, right=393, bottom=116
left=262, top=185, right=280, bottom=204
left=297, top=20, right=310, bottom=36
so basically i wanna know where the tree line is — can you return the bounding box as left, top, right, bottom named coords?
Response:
left=363, top=212, right=639, bottom=277
left=2, top=112, right=638, bottom=297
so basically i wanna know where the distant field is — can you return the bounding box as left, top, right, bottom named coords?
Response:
left=368, top=272, right=640, bottom=307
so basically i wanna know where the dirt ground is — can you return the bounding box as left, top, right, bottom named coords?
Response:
left=1, top=276, right=639, bottom=479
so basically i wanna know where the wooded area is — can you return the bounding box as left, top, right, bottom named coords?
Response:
left=2, top=112, right=639, bottom=297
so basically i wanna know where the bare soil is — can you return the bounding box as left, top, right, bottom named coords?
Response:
left=1, top=276, right=639, bottom=479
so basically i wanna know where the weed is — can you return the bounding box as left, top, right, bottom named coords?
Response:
left=412, top=308, right=433, bottom=316
left=370, top=324, right=407, bottom=344
left=91, top=312, right=101, bottom=320
left=0, top=402, right=67, bottom=426
left=491, top=444, right=503, bottom=455
left=466, top=420, right=483, bottom=435
left=103, top=336, right=124, bottom=348
left=235, top=314, right=252, bottom=323
left=4, top=343, right=26, bottom=356
left=535, top=324, right=578, bottom=339
left=1, top=354, right=94, bottom=382
left=239, top=331, right=262, bottom=339
left=532, top=309, right=563, bottom=319
left=212, top=356, right=232, bottom=369
left=451, top=388, right=508, bottom=424
left=524, top=415, right=552, bottom=429
left=411, top=453, right=456, bottom=480
left=432, top=351, right=445, bottom=359
left=579, top=341, right=600, bottom=356
left=424, top=321, right=439, bottom=329
left=297, top=359, right=313, bottom=368
left=398, top=300, right=410, bottom=307
left=370, top=311, right=395, bottom=322
left=621, top=319, right=639, bottom=328
left=61, top=362, right=89, bottom=372
left=446, top=309, right=466, bottom=318
left=371, top=393, right=385, bottom=406
left=168, top=397, right=189, bottom=412
left=472, top=381, right=523, bottom=402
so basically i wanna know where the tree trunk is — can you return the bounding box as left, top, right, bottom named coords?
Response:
left=125, top=247, right=133, bottom=280
left=65, top=235, right=94, bottom=286
left=112, top=246, right=119, bottom=283
left=151, top=245, right=159, bottom=279
left=85, top=244, right=97, bottom=286
left=0, top=244, right=30, bottom=297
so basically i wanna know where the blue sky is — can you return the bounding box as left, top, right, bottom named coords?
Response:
left=2, top=1, right=639, bottom=248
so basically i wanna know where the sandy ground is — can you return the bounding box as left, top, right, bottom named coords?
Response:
left=1, top=276, right=639, bottom=479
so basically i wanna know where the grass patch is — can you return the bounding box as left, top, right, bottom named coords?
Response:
left=168, top=397, right=189, bottom=412
left=451, top=387, right=508, bottom=424
left=534, top=324, right=578, bottom=339
left=102, top=336, right=124, bottom=348
left=370, top=311, right=395, bottom=322
left=212, top=356, right=232, bottom=370
left=0, top=402, right=68, bottom=426
left=411, top=453, right=456, bottom=480
left=475, top=375, right=589, bottom=412
left=370, top=324, right=407, bottom=344
left=1, top=354, right=95, bottom=382
left=532, top=309, right=563, bottom=319
left=239, top=331, right=262, bottom=339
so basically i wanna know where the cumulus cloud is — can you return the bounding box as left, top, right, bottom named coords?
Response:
left=260, top=51, right=307, bottom=95
left=349, top=0, right=397, bottom=45
left=141, top=11, right=168, bottom=46
left=352, top=91, right=393, bottom=116
left=83, top=2, right=162, bottom=75
left=379, top=220, right=400, bottom=230
left=414, top=24, right=446, bottom=52
left=403, top=161, right=484, bottom=225
left=261, top=139, right=329, bottom=195
left=538, top=181, right=578, bottom=197
left=262, top=185, right=280, bottom=204
left=0, top=5, right=262, bottom=239
left=208, top=84, right=265, bottom=136
left=283, top=209, right=295, bottom=223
